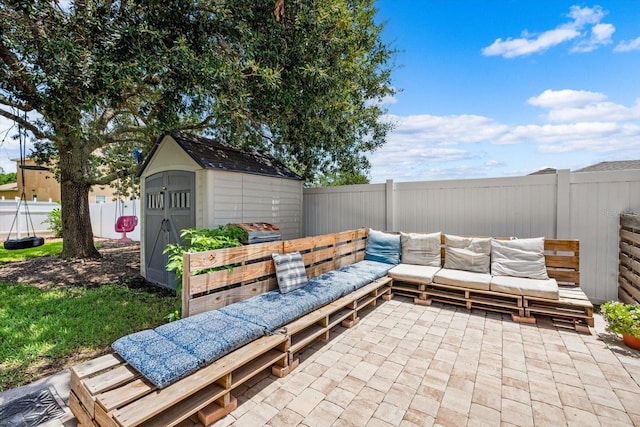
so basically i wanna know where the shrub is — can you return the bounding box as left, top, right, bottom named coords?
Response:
left=163, top=224, right=245, bottom=320
left=44, top=206, right=63, bottom=238
left=600, top=301, right=640, bottom=338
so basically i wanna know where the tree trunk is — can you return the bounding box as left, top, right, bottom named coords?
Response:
left=59, top=149, right=101, bottom=259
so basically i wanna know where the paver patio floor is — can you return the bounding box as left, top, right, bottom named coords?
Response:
left=199, top=297, right=640, bottom=427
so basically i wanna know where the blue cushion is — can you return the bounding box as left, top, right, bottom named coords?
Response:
left=155, top=310, right=265, bottom=364
left=273, top=252, right=308, bottom=293
left=338, top=260, right=394, bottom=291
left=112, top=329, right=200, bottom=389
left=220, top=288, right=325, bottom=331
left=364, top=229, right=401, bottom=265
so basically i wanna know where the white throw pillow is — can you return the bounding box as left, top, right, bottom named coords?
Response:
left=490, top=237, right=549, bottom=280
left=443, top=234, right=491, bottom=274
left=400, top=232, right=441, bottom=266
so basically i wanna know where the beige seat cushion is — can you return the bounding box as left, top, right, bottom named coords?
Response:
left=433, top=268, right=491, bottom=291
left=389, top=264, right=441, bottom=284
left=490, top=275, right=559, bottom=299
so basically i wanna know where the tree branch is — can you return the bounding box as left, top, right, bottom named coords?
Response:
left=0, top=108, right=57, bottom=141
left=0, top=94, right=32, bottom=111
left=0, top=42, right=40, bottom=104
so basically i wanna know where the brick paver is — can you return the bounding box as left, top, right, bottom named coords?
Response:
left=197, top=298, right=639, bottom=426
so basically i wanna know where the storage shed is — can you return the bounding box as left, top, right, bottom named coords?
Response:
left=138, top=131, right=303, bottom=289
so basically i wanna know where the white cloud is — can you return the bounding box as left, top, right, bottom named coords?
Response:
left=527, top=89, right=606, bottom=108
left=614, top=36, right=640, bottom=52
left=527, top=89, right=640, bottom=122
left=571, top=23, right=615, bottom=52
left=369, top=89, right=640, bottom=182
left=482, top=5, right=614, bottom=58
left=385, top=114, right=508, bottom=144
left=482, top=28, right=579, bottom=58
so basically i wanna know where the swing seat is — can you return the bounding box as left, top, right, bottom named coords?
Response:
left=4, top=236, right=45, bottom=250
left=115, top=215, right=138, bottom=233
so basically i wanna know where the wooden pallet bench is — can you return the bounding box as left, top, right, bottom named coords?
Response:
left=70, top=333, right=288, bottom=427
left=71, top=228, right=388, bottom=426
left=390, top=237, right=593, bottom=331
left=70, top=228, right=594, bottom=426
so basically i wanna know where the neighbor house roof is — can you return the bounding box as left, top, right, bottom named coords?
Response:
left=574, top=160, right=640, bottom=172
left=0, top=182, right=18, bottom=192
left=528, top=168, right=558, bottom=175
left=139, top=131, right=301, bottom=180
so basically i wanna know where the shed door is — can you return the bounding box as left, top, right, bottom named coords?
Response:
left=144, top=170, right=195, bottom=290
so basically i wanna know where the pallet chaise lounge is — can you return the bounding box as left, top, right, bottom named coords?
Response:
left=69, top=228, right=593, bottom=426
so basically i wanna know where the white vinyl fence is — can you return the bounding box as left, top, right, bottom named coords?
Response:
left=89, top=200, right=141, bottom=241
left=0, top=198, right=59, bottom=240
left=1, top=199, right=140, bottom=242
left=303, top=169, right=640, bottom=304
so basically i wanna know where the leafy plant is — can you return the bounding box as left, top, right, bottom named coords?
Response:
left=163, top=225, right=244, bottom=320
left=44, top=206, right=63, bottom=238
left=600, top=301, right=640, bottom=338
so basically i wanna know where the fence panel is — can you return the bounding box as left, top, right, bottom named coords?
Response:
left=303, top=170, right=640, bottom=304
left=90, top=200, right=140, bottom=241
left=0, top=199, right=58, bottom=240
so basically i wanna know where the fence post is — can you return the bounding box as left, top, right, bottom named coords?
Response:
left=386, top=179, right=396, bottom=232
left=556, top=169, right=571, bottom=239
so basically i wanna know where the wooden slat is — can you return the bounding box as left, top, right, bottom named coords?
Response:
left=335, top=228, right=367, bottom=244
left=97, top=378, right=155, bottom=413
left=187, top=260, right=275, bottom=295
left=620, top=253, right=640, bottom=276
left=621, top=229, right=640, bottom=247
left=544, top=239, right=579, bottom=252
left=110, top=334, right=287, bottom=427
left=187, top=279, right=277, bottom=316
left=547, top=269, right=580, bottom=285
left=284, top=234, right=335, bottom=252
left=621, top=241, right=640, bottom=260
left=337, top=239, right=366, bottom=255
left=619, top=276, right=640, bottom=303
left=301, top=246, right=336, bottom=266
left=621, top=214, right=640, bottom=230
left=71, top=354, right=124, bottom=382
left=84, top=364, right=140, bottom=395
left=544, top=255, right=579, bottom=270
left=185, top=242, right=283, bottom=272
left=306, top=262, right=336, bottom=279
left=69, top=392, right=97, bottom=427
left=620, top=265, right=640, bottom=290
left=135, top=383, right=227, bottom=427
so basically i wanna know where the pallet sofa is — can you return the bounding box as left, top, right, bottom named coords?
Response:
left=387, top=232, right=593, bottom=331
left=69, top=229, right=393, bottom=427
left=69, top=228, right=592, bottom=427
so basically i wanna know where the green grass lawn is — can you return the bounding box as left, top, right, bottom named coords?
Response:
left=0, top=282, right=175, bottom=391
left=0, top=241, right=175, bottom=392
left=0, top=240, right=63, bottom=263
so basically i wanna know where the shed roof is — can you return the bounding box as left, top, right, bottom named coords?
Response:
left=141, top=131, right=301, bottom=180
left=574, top=160, right=640, bottom=172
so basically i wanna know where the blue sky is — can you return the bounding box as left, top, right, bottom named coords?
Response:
left=369, top=0, right=640, bottom=183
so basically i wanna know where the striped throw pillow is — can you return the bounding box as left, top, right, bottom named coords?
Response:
left=272, top=252, right=308, bottom=293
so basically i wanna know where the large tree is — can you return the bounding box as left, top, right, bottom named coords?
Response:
left=228, top=0, right=396, bottom=183
left=0, top=0, right=395, bottom=258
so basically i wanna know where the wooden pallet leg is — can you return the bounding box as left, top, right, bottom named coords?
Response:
left=512, top=313, right=537, bottom=324
left=382, top=292, right=393, bottom=301
left=574, top=321, right=592, bottom=335
left=198, top=395, right=238, bottom=426
left=342, top=317, right=360, bottom=328
left=414, top=298, right=431, bottom=306
left=272, top=355, right=299, bottom=377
